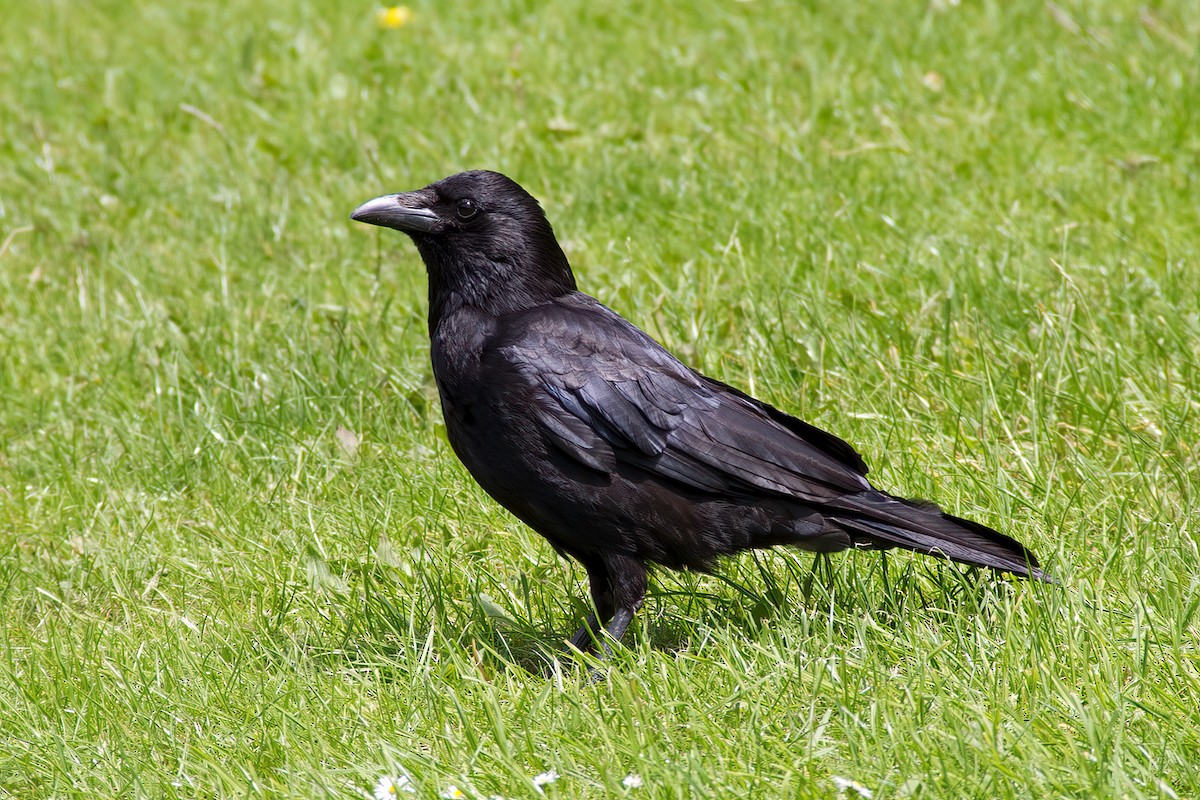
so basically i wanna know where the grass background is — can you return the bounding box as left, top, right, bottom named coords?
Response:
left=2, top=0, right=1198, bottom=796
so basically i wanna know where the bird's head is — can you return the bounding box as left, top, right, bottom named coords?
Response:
left=351, top=170, right=576, bottom=322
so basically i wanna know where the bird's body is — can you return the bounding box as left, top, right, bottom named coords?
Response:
left=352, top=170, right=1047, bottom=651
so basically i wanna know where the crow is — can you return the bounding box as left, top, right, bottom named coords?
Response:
left=351, top=170, right=1048, bottom=654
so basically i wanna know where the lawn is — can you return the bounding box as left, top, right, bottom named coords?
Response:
left=2, top=0, right=1198, bottom=797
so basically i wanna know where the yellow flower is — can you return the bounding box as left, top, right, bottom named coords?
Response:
left=376, top=6, right=413, bottom=29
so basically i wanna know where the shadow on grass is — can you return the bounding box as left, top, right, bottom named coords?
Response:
left=443, top=551, right=1037, bottom=680
left=276, top=550, right=1041, bottom=685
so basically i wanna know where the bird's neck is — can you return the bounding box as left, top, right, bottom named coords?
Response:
left=421, top=243, right=577, bottom=331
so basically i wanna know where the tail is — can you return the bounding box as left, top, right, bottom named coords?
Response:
left=830, top=491, right=1052, bottom=583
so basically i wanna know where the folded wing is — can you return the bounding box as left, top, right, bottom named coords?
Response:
left=495, top=295, right=871, bottom=502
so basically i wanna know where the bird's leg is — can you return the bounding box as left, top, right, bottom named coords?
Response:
left=568, top=553, right=648, bottom=664
left=582, top=555, right=648, bottom=682
left=597, top=553, right=647, bottom=652
left=568, top=557, right=614, bottom=652
left=568, top=612, right=603, bottom=652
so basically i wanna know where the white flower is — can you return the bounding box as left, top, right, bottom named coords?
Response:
left=532, top=770, right=560, bottom=788
left=622, top=774, right=643, bottom=789
left=832, top=776, right=874, bottom=799
left=440, top=786, right=465, bottom=799
left=374, top=774, right=416, bottom=799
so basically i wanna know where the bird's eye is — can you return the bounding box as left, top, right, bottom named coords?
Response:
left=455, top=198, right=479, bottom=221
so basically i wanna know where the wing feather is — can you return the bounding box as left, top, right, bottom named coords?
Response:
left=494, top=294, right=870, bottom=501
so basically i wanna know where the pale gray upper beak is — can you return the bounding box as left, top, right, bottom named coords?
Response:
left=350, top=191, right=441, bottom=234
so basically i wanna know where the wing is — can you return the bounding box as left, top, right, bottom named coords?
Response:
left=490, top=294, right=871, bottom=502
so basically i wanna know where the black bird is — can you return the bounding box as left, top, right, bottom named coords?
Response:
left=351, top=170, right=1047, bottom=653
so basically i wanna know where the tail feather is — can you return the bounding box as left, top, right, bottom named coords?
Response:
left=831, top=492, right=1050, bottom=582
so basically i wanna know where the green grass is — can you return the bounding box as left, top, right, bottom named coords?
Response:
left=2, top=0, right=1198, bottom=796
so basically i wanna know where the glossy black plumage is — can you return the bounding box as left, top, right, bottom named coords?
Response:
left=351, top=170, right=1047, bottom=653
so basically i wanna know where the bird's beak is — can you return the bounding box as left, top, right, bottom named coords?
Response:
left=350, top=190, right=441, bottom=234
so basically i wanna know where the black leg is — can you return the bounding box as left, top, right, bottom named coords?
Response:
left=568, top=556, right=614, bottom=652
left=568, top=611, right=602, bottom=652
left=567, top=552, right=647, bottom=662
left=599, top=552, right=647, bottom=649
left=582, top=555, right=648, bottom=683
